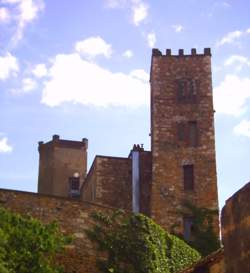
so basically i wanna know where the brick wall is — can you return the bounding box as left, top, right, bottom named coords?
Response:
left=150, top=48, right=219, bottom=234
left=0, top=189, right=113, bottom=273
left=221, top=182, right=250, bottom=273
left=82, top=156, right=132, bottom=211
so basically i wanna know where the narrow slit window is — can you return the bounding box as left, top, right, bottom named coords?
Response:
left=183, top=217, right=194, bottom=241
left=183, top=165, right=194, bottom=190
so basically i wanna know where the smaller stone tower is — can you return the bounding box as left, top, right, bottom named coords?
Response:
left=38, top=135, right=88, bottom=198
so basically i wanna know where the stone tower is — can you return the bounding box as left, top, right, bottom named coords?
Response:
left=38, top=135, right=88, bottom=198
left=150, top=48, right=219, bottom=237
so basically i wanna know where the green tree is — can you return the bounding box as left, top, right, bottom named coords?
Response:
left=86, top=210, right=201, bottom=273
left=0, top=207, right=70, bottom=273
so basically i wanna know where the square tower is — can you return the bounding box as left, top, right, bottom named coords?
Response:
left=38, top=135, right=88, bottom=198
left=150, top=48, right=219, bottom=235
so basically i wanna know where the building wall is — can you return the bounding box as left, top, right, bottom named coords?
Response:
left=0, top=189, right=113, bottom=273
left=150, top=48, right=219, bottom=234
left=82, top=156, right=132, bottom=211
left=38, top=135, right=88, bottom=198
left=81, top=157, right=98, bottom=202
left=221, top=182, right=250, bottom=273
left=139, top=151, right=152, bottom=216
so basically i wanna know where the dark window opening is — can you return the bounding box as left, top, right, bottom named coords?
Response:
left=177, top=79, right=198, bottom=103
left=183, top=217, right=194, bottom=241
left=183, top=165, right=194, bottom=191
left=69, top=177, right=80, bottom=198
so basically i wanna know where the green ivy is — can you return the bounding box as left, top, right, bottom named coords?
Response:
left=0, top=206, right=71, bottom=273
left=86, top=210, right=201, bottom=273
left=172, top=201, right=221, bottom=257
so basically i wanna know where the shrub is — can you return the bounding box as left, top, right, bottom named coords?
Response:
left=0, top=207, right=70, bottom=273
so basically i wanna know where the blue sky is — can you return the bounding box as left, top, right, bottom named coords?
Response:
left=0, top=0, right=249, bottom=210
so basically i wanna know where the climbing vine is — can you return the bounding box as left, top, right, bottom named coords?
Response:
left=172, top=201, right=221, bottom=257
left=86, top=210, right=201, bottom=273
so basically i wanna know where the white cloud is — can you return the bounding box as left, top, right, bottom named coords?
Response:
left=224, top=55, right=250, bottom=66
left=22, top=77, right=37, bottom=92
left=105, top=0, right=148, bottom=26
left=105, top=0, right=127, bottom=8
left=75, top=36, right=112, bottom=59
left=224, top=55, right=250, bottom=71
left=234, top=120, right=250, bottom=138
left=0, top=137, right=13, bottom=153
left=213, top=1, right=231, bottom=8
left=0, top=52, right=19, bottom=80
left=131, top=0, right=148, bottom=26
left=130, top=69, right=149, bottom=82
left=0, top=7, right=10, bottom=23
left=41, top=53, right=149, bottom=107
left=3, top=0, right=44, bottom=45
left=172, top=24, right=184, bottom=33
left=216, top=28, right=250, bottom=47
left=122, top=49, right=134, bottom=58
left=214, top=74, right=250, bottom=116
left=147, top=32, right=156, bottom=48
left=32, top=63, right=47, bottom=78
left=10, top=77, right=37, bottom=95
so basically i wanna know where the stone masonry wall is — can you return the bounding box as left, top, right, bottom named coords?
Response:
left=38, top=135, right=88, bottom=198
left=81, top=157, right=98, bottom=202
left=221, top=181, right=250, bottom=273
left=0, top=189, right=113, bottom=273
left=150, top=48, right=219, bottom=234
left=82, top=156, right=132, bottom=211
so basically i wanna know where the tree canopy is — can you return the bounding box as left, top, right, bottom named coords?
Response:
left=0, top=207, right=70, bottom=273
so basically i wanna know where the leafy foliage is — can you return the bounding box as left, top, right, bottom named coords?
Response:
left=173, top=201, right=221, bottom=257
left=86, top=210, right=201, bottom=273
left=0, top=207, right=70, bottom=273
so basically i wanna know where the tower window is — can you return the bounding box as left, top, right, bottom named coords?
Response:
left=177, top=79, right=198, bottom=103
left=183, top=165, right=194, bottom=190
left=183, top=217, right=194, bottom=241
left=69, top=177, right=80, bottom=198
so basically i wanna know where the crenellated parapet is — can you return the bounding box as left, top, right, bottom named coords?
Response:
left=152, top=48, right=211, bottom=57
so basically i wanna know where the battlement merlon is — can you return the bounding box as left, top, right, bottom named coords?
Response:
left=38, top=135, right=88, bottom=151
left=151, top=48, right=211, bottom=57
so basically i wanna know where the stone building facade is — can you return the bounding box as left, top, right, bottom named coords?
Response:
left=38, top=135, right=88, bottom=198
left=38, top=48, right=219, bottom=239
left=150, top=48, right=219, bottom=234
left=3, top=48, right=250, bottom=273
